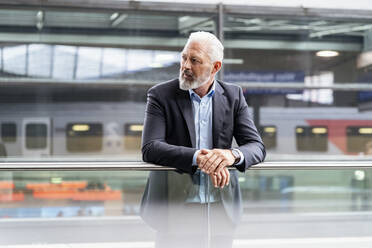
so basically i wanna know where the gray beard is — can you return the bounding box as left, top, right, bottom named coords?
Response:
left=178, top=73, right=210, bottom=91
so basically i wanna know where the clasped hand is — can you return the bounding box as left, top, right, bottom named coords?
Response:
left=196, top=149, right=235, bottom=188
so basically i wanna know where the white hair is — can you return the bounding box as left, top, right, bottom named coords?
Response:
left=186, top=31, right=224, bottom=63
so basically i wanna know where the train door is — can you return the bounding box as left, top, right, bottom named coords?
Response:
left=22, top=118, right=51, bottom=157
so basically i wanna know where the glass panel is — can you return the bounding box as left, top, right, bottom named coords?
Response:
left=1, top=123, right=16, bottom=143
left=208, top=168, right=372, bottom=247
left=258, top=125, right=277, bottom=149
left=0, top=169, right=214, bottom=247
left=0, top=170, right=154, bottom=245
left=66, top=123, right=103, bottom=152
left=296, top=126, right=328, bottom=152
left=124, top=123, right=143, bottom=151
left=347, top=126, right=372, bottom=153
left=3, top=168, right=369, bottom=246
left=25, top=123, right=47, bottom=149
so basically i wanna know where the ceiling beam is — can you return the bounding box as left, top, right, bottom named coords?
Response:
left=0, top=32, right=362, bottom=51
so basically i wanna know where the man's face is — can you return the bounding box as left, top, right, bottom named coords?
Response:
left=179, top=41, right=214, bottom=90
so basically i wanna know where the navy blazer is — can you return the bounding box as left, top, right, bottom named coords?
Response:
left=140, top=79, right=266, bottom=229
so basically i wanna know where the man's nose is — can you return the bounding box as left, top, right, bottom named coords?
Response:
left=182, top=58, right=191, bottom=70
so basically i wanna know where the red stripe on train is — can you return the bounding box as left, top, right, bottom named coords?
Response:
left=306, top=120, right=372, bottom=155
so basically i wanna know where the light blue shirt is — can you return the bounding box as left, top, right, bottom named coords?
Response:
left=186, top=81, right=244, bottom=203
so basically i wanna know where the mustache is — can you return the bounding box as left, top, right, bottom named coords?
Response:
left=182, top=70, right=193, bottom=77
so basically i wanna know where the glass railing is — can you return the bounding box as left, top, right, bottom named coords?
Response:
left=0, top=162, right=372, bottom=247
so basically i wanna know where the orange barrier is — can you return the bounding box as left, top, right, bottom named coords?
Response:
left=0, top=192, right=24, bottom=202
left=33, top=190, right=76, bottom=200
left=72, top=190, right=122, bottom=201
left=33, top=190, right=121, bottom=201
left=0, top=181, right=14, bottom=189
left=26, top=181, right=87, bottom=190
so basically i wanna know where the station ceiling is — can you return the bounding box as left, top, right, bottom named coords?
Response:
left=0, top=1, right=371, bottom=52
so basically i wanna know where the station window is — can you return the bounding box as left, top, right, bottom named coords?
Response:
left=1, top=123, right=17, bottom=143
left=124, top=123, right=143, bottom=150
left=66, top=123, right=103, bottom=152
left=346, top=126, right=372, bottom=154
left=26, top=123, right=47, bottom=149
left=258, top=126, right=277, bottom=149
left=296, top=126, right=328, bottom=152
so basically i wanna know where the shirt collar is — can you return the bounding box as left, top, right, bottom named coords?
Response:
left=188, top=80, right=216, bottom=100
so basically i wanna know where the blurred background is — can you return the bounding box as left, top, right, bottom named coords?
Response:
left=0, top=0, right=372, bottom=247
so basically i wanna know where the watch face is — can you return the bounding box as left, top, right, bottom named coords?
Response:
left=232, top=149, right=240, bottom=164
left=232, top=149, right=239, bottom=158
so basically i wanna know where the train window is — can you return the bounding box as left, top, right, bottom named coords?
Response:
left=66, top=123, right=103, bottom=152
left=1, top=123, right=17, bottom=142
left=296, top=126, right=328, bottom=152
left=26, top=123, right=47, bottom=149
left=258, top=126, right=277, bottom=149
left=124, top=123, right=143, bottom=150
left=346, top=126, right=372, bottom=154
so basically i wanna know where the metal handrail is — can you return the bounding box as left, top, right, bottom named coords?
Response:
left=0, top=161, right=372, bottom=171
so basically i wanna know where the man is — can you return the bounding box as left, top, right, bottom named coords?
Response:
left=141, top=31, right=265, bottom=248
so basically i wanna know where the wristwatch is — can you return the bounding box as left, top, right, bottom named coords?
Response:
left=230, top=148, right=241, bottom=165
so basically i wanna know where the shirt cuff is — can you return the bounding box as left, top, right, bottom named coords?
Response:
left=234, top=148, right=245, bottom=166
left=192, top=150, right=200, bottom=166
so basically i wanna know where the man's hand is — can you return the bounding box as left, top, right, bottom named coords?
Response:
left=197, top=148, right=235, bottom=175
left=210, top=167, right=230, bottom=188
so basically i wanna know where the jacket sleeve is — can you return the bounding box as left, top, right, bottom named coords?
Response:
left=233, top=87, right=266, bottom=172
left=141, top=87, right=197, bottom=174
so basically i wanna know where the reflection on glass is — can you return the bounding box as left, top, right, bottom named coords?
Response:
left=0, top=169, right=371, bottom=246
left=0, top=170, right=154, bottom=245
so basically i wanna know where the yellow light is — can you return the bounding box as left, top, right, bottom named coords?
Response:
left=316, top=50, right=339, bottom=57
left=130, top=125, right=143, bottom=132
left=312, top=127, right=327, bottom=134
left=72, top=124, right=90, bottom=132
left=296, top=128, right=303, bottom=133
left=264, top=127, right=276, bottom=133
left=359, top=128, right=372, bottom=134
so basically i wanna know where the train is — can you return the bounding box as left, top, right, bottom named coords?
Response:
left=1, top=102, right=372, bottom=160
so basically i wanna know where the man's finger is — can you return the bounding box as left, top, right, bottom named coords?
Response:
left=220, top=169, right=227, bottom=188
left=225, top=167, right=230, bottom=186
left=216, top=171, right=222, bottom=188
left=200, top=149, right=209, bottom=155
left=215, top=160, right=228, bottom=175
left=199, top=152, right=213, bottom=169
left=203, top=154, right=218, bottom=172
left=207, top=157, right=223, bottom=174
left=210, top=174, right=217, bottom=188
left=223, top=168, right=230, bottom=188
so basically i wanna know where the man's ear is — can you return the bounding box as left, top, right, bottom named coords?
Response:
left=212, top=61, right=222, bottom=74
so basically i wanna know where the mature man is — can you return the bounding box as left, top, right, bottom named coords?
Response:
left=141, top=31, right=265, bottom=248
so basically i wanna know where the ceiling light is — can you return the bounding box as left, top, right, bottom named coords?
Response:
left=149, top=63, right=163, bottom=68
left=110, top=13, right=119, bottom=21
left=316, top=50, right=339, bottom=57
left=223, top=58, right=244, bottom=64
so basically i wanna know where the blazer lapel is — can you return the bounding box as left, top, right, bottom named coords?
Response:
left=213, top=81, right=227, bottom=148
left=176, top=89, right=196, bottom=148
